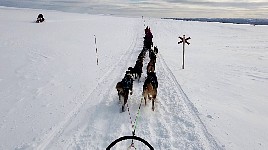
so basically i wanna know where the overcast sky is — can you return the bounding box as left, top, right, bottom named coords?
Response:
left=1, top=0, right=267, bottom=18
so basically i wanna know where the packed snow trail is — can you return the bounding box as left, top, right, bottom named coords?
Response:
left=35, top=25, right=223, bottom=150
left=0, top=7, right=222, bottom=150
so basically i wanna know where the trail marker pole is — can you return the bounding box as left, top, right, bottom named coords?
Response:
left=94, top=35, right=98, bottom=65
left=178, top=35, right=191, bottom=69
left=144, top=20, right=145, bottom=27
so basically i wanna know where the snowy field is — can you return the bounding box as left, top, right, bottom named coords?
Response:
left=0, top=7, right=268, bottom=149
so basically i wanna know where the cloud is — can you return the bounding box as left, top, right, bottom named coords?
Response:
left=0, top=0, right=267, bottom=18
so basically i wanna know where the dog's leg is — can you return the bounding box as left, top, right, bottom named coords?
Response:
left=122, top=105, right=125, bottom=112
left=144, top=96, right=147, bottom=106
left=119, top=94, right=124, bottom=104
left=118, top=91, right=121, bottom=101
left=143, top=91, right=147, bottom=106
left=152, top=99, right=155, bottom=111
left=152, top=96, right=156, bottom=111
left=122, top=90, right=129, bottom=112
left=122, top=103, right=126, bottom=112
left=152, top=92, right=157, bottom=111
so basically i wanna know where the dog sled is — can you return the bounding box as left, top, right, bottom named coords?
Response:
left=106, top=135, right=154, bottom=149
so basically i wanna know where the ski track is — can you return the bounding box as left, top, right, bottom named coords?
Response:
left=34, top=20, right=222, bottom=149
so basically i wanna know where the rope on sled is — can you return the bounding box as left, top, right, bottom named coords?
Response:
left=126, top=97, right=143, bottom=135
left=133, top=98, right=143, bottom=135
left=126, top=97, right=143, bottom=148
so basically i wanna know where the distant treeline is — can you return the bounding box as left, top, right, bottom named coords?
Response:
left=163, top=18, right=268, bottom=25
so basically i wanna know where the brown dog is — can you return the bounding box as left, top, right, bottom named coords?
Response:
left=143, top=82, right=157, bottom=111
left=147, top=60, right=155, bottom=75
left=116, top=81, right=124, bottom=101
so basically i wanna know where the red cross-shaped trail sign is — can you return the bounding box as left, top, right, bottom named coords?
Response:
left=178, top=35, right=191, bottom=69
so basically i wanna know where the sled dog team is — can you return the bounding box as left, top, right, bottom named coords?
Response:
left=116, top=27, right=159, bottom=112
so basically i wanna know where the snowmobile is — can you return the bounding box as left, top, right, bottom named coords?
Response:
left=36, top=14, right=45, bottom=23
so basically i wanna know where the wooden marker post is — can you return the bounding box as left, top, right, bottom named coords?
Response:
left=178, top=35, right=191, bottom=69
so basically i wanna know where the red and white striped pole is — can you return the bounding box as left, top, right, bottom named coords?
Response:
left=94, top=35, right=98, bottom=65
